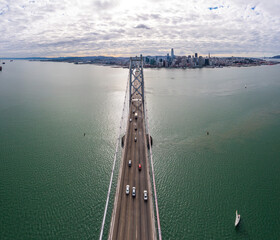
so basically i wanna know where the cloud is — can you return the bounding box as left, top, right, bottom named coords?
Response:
left=0, top=0, right=279, bottom=57
left=134, top=24, right=151, bottom=29
left=93, top=0, right=120, bottom=10
left=0, top=4, right=9, bottom=15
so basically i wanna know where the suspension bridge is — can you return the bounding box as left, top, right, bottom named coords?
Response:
left=99, top=55, right=162, bottom=240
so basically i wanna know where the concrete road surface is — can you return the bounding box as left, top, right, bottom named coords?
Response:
left=109, top=72, right=156, bottom=240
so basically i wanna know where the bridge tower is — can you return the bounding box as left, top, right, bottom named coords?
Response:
left=129, top=55, right=144, bottom=106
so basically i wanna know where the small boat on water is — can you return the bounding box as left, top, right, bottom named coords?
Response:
left=235, top=210, right=241, bottom=227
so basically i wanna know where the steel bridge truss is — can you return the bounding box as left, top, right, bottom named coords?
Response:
left=129, top=55, right=144, bottom=105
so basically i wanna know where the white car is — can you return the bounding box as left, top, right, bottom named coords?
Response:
left=128, top=160, right=132, bottom=167
left=144, top=190, right=148, bottom=201
left=126, top=185, right=130, bottom=195
left=134, top=137, right=137, bottom=142
left=129, top=118, right=132, bottom=122
left=132, top=187, right=136, bottom=197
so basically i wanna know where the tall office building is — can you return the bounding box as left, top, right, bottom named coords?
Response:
left=195, top=53, right=198, bottom=58
left=198, top=56, right=205, bottom=67
left=171, top=48, right=175, bottom=59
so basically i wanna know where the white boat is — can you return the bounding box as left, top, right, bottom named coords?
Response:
left=235, top=210, right=241, bottom=227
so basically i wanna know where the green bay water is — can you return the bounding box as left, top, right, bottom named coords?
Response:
left=0, top=61, right=280, bottom=239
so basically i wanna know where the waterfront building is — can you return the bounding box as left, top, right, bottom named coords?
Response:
left=167, top=53, right=170, bottom=62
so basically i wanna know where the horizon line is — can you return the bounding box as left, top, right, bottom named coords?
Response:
left=1, top=54, right=278, bottom=59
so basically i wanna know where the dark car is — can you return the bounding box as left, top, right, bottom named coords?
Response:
left=132, top=187, right=136, bottom=197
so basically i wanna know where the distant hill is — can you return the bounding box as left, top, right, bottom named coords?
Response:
left=1, top=56, right=129, bottom=61
left=272, top=55, right=280, bottom=59
left=1, top=57, right=50, bottom=60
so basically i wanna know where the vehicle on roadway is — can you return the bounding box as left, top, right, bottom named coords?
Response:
left=134, top=137, right=137, bottom=142
left=129, top=118, right=132, bottom=122
left=132, top=187, right=136, bottom=197
left=128, top=160, right=132, bottom=167
left=126, top=185, right=130, bottom=195
left=135, top=112, right=138, bottom=120
left=138, top=164, right=142, bottom=171
left=143, top=190, right=148, bottom=201
left=134, top=126, right=137, bottom=131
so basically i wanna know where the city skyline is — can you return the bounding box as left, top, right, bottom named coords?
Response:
left=0, top=0, right=279, bottom=58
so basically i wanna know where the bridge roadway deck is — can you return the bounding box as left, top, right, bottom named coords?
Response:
left=109, top=100, right=156, bottom=239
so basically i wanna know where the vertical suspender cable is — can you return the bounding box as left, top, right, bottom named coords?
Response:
left=144, top=83, right=162, bottom=240
left=99, top=75, right=129, bottom=240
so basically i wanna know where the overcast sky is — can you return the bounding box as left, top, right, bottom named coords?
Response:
left=0, top=0, right=279, bottom=57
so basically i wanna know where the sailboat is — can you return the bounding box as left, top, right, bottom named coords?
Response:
left=235, top=210, right=241, bottom=227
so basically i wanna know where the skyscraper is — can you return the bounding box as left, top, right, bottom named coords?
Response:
left=198, top=56, right=205, bottom=67
left=195, top=53, right=198, bottom=58
left=171, top=48, right=175, bottom=59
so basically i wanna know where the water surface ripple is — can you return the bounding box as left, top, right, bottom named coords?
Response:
left=0, top=61, right=280, bottom=239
